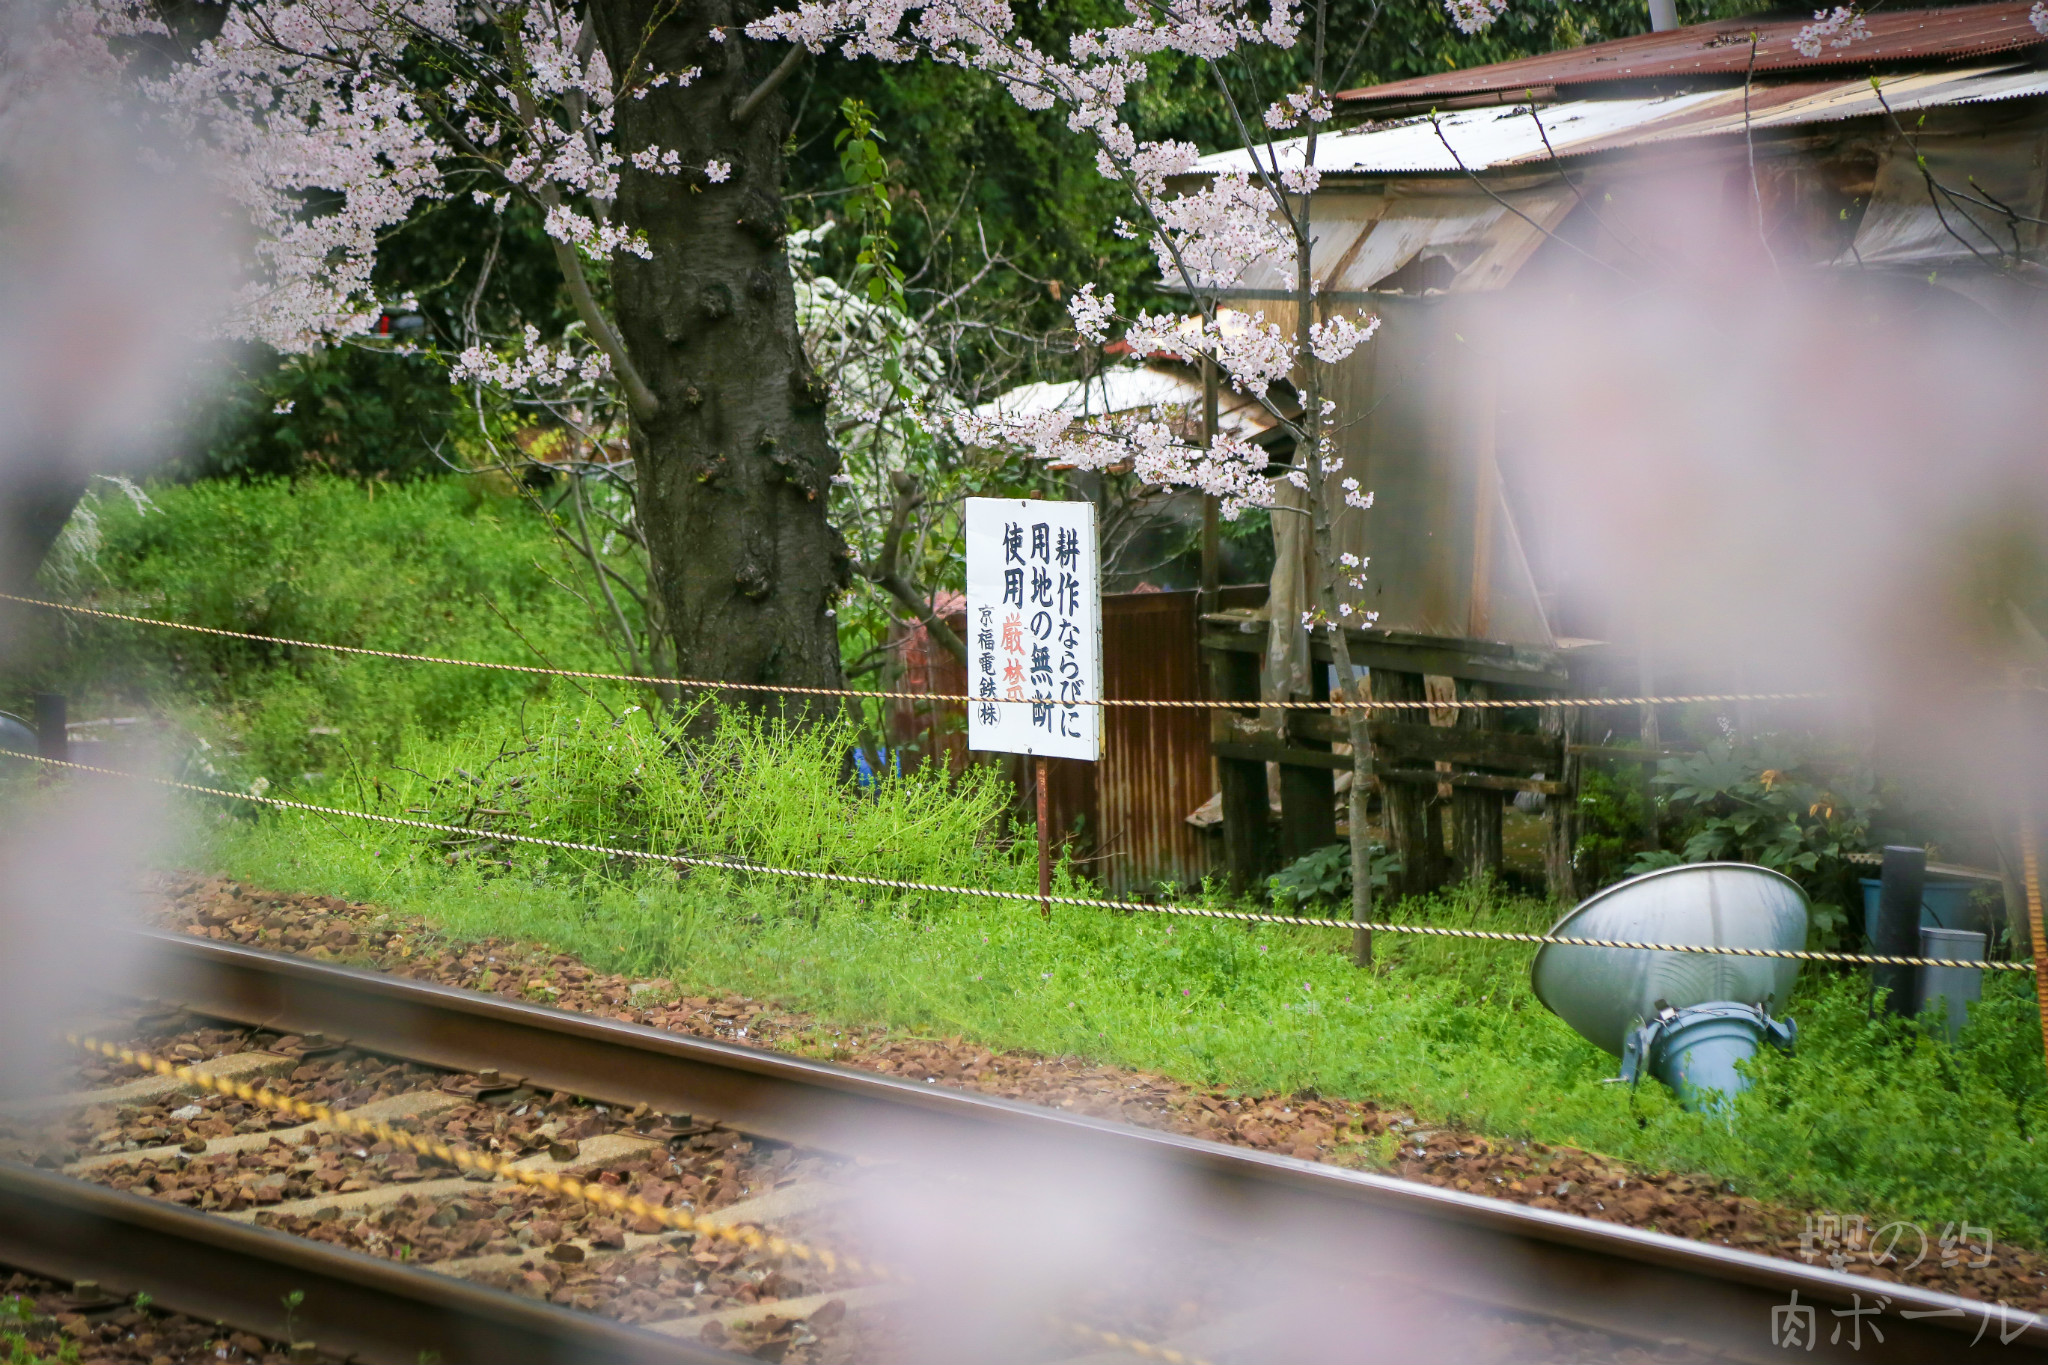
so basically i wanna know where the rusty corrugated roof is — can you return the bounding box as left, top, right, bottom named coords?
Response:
left=1335, top=2, right=2047, bottom=108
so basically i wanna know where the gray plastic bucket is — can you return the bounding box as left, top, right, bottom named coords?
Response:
left=0, top=712, right=34, bottom=765
left=1913, top=926, right=1987, bottom=1045
left=1655, top=1010, right=1769, bottom=1112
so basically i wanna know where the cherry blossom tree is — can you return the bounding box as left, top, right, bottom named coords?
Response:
left=59, top=0, right=1527, bottom=928
left=85, top=0, right=855, bottom=705
left=745, top=0, right=1502, bottom=949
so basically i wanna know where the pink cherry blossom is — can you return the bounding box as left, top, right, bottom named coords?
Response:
left=1794, top=6, right=1868, bottom=58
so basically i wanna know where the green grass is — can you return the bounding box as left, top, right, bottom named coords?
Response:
left=12, top=475, right=641, bottom=785
left=167, top=693, right=2048, bottom=1250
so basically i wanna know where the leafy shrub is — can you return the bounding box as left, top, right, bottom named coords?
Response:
left=1632, top=737, right=1878, bottom=948
left=1267, top=840, right=1399, bottom=909
left=1570, top=762, right=1653, bottom=891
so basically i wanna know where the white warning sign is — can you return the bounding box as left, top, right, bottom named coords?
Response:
left=964, top=497, right=1101, bottom=760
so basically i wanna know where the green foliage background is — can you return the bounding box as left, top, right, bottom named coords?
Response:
left=185, top=0, right=1756, bottom=480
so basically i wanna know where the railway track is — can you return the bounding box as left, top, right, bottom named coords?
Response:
left=1, top=927, right=2042, bottom=1365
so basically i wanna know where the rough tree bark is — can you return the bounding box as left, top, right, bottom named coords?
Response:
left=0, top=466, right=87, bottom=667
left=0, top=468, right=86, bottom=602
left=589, top=1, right=848, bottom=713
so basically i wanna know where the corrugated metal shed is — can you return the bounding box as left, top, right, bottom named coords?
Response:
left=1211, top=184, right=1575, bottom=295
left=1333, top=1, right=2046, bottom=108
left=1198, top=64, right=2048, bottom=178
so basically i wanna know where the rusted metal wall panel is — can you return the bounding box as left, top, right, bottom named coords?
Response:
left=884, top=599, right=968, bottom=778
left=883, top=590, right=1217, bottom=895
left=1095, top=590, right=1216, bottom=894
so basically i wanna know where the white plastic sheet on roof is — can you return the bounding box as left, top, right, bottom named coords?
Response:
left=1196, top=65, right=2048, bottom=177
left=1845, top=122, right=2048, bottom=269
left=972, top=363, right=1275, bottom=439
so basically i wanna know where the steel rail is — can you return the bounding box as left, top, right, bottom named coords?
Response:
left=0, top=1160, right=740, bottom=1365
left=128, top=929, right=2048, bottom=1364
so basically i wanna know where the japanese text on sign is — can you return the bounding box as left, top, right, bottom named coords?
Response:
left=964, top=497, right=1100, bottom=760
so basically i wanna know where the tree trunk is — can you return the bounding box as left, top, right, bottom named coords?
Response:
left=590, top=2, right=848, bottom=715
left=0, top=465, right=88, bottom=667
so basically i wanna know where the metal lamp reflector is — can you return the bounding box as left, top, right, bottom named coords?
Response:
left=1532, top=863, right=1809, bottom=1110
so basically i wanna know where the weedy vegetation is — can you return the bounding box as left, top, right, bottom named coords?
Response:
left=9, top=475, right=2046, bottom=1252
left=195, top=693, right=2048, bottom=1249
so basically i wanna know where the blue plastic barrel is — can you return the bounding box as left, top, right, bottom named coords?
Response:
left=1859, top=878, right=1987, bottom=939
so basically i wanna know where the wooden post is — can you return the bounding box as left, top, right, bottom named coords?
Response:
left=1542, top=702, right=1580, bottom=905
left=1372, top=669, right=1443, bottom=899
left=1278, top=666, right=1337, bottom=864
left=34, top=692, right=65, bottom=768
left=1451, top=680, right=1505, bottom=883
left=1208, top=642, right=1276, bottom=896
left=1872, top=846, right=1927, bottom=1016
left=1036, top=755, right=1051, bottom=919
left=1637, top=638, right=1661, bottom=852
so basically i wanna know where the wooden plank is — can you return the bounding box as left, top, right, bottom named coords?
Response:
left=1372, top=719, right=1558, bottom=770
left=1291, top=713, right=1559, bottom=770
left=1324, top=637, right=1570, bottom=692
left=1200, top=631, right=1266, bottom=657
left=1214, top=741, right=1351, bottom=771
left=1378, top=770, right=1568, bottom=797
left=1215, top=743, right=1565, bottom=796
left=1568, top=744, right=1698, bottom=764
left=1201, top=615, right=1570, bottom=690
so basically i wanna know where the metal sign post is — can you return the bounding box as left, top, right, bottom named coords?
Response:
left=964, top=498, right=1102, bottom=917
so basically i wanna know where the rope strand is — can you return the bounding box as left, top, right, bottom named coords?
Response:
left=0, top=592, right=1831, bottom=712
left=22, top=751, right=2026, bottom=971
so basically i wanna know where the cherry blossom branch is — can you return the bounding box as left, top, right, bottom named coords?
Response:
left=732, top=43, right=806, bottom=124
left=1870, top=81, right=2043, bottom=281
left=857, top=472, right=967, bottom=662
left=1523, top=100, right=1647, bottom=267
left=1427, top=110, right=1623, bottom=278
left=1744, top=32, right=1779, bottom=274
left=533, top=181, right=660, bottom=421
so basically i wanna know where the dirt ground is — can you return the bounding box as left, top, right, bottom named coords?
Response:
left=145, top=871, right=2048, bottom=1313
